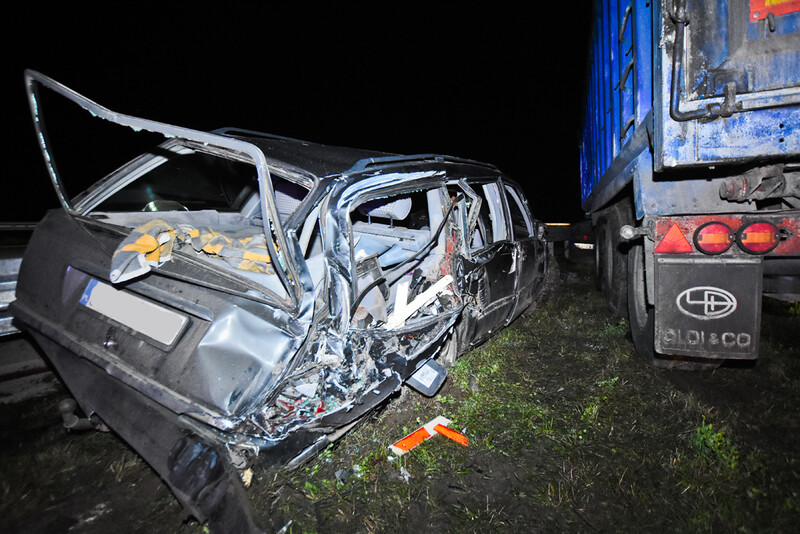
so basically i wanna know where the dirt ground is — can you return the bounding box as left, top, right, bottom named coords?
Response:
left=1, top=251, right=798, bottom=533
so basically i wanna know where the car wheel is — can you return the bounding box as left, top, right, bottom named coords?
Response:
left=440, top=334, right=459, bottom=367
left=627, top=242, right=721, bottom=371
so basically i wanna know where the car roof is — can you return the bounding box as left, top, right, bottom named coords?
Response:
left=219, top=129, right=395, bottom=179
left=219, top=128, right=502, bottom=182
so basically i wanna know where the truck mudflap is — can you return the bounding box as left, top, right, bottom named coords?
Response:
left=654, top=257, right=762, bottom=359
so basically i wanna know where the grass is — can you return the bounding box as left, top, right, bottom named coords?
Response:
left=691, top=416, right=739, bottom=471
left=255, top=257, right=800, bottom=532
left=2, top=255, right=798, bottom=533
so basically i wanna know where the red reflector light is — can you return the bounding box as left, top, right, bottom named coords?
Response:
left=737, top=222, right=780, bottom=254
left=654, top=223, right=693, bottom=253
left=693, top=222, right=733, bottom=255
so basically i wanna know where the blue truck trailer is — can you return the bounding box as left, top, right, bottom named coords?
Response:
left=580, top=0, right=800, bottom=369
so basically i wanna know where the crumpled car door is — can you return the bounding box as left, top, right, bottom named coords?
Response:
left=452, top=179, right=517, bottom=347
left=321, top=172, right=465, bottom=395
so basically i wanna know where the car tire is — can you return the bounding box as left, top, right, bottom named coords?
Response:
left=627, top=242, right=721, bottom=371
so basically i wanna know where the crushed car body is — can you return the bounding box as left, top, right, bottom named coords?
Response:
left=13, top=71, right=548, bottom=531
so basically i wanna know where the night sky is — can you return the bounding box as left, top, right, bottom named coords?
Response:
left=6, top=6, right=592, bottom=224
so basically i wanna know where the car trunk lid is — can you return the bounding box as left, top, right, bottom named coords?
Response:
left=17, top=71, right=315, bottom=427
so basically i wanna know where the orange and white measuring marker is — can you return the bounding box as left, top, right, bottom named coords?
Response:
left=389, top=416, right=469, bottom=455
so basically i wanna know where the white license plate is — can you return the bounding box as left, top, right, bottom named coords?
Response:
left=79, top=279, right=187, bottom=346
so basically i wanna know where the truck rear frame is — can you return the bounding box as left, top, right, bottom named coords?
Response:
left=580, top=0, right=800, bottom=368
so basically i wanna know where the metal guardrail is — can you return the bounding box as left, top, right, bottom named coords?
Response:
left=0, top=223, right=36, bottom=336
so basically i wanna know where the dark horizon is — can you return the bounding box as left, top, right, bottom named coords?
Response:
left=6, top=7, right=592, bottom=224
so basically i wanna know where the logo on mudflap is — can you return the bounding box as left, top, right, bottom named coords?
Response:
left=676, top=286, right=737, bottom=320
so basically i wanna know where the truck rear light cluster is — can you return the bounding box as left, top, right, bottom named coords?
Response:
left=736, top=222, right=780, bottom=254
left=655, top=220, right=788, bottom=255
left=693, top=222, right=734, bottom=254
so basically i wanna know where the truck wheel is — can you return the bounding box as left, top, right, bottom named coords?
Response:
left=606, top=202, right=630, bottom=317
left=594, top=222, right=608, bottom=292
left=595, top=207, right=627, bottom=316
left=627, top=243, right=720, bottom=371
left=627, top=242, right=654, bottom=357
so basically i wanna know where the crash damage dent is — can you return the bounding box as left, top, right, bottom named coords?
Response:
left=229, top=170, right=466, bottom=451
left=19, top=72, right=326, bottom=531
left=23, top=68, right=325, bottom=424
left=18, top=71, right=546, bottom=533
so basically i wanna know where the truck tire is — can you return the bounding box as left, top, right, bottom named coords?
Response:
left=595, top=205, right=629, bottom=317
left=594, top=222, right=607, bottom=292
left=606, top=200, right=631, bottom=317
left=627, top=242, right=720, bottom=371
left=627, top=242, right=654, bottom=356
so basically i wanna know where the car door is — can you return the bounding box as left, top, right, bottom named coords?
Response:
left=503, top=181, right=546, bottom=319
left=329, top=174, right=464, bottom=378
left=454, top=178, right=517, bottom=346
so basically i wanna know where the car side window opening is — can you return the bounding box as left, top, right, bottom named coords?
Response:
left=271, top=177, right=310, bottom=223
left=297, top=202, right=326, bottom=295
left=348, top=186, right=459, bottom=329
left=482, top=182, right=509, bottom=243
left=464, top=181, right=508, bottom=251
left=446, top=183, right=471, bottom=244
left=300, top=211, right=323, bottom=259
left=505, top=185, right=533, bottom=239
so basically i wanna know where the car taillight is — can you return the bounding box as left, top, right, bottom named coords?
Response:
left=737, top=222, right=780, bottom=254
left=693, top=222, right=734, bottom=255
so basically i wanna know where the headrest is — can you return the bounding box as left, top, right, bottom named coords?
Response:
left=357, top=197, right=412, bottom=220
left=274, top=189, right=303, bottom=216
left=273, top=181, right=306, bottom=217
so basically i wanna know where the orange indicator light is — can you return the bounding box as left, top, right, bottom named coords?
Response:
left=737, top=222, right=779, bottom=254
left=694, top=222, right=733, bottom=255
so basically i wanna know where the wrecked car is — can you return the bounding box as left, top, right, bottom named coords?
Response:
left=13, top=71, right=548, bottom=531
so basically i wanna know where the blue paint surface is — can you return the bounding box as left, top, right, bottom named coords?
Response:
left=79, top=278, right=98, bottom=306
left=580, top=0, right=800, bottom=216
